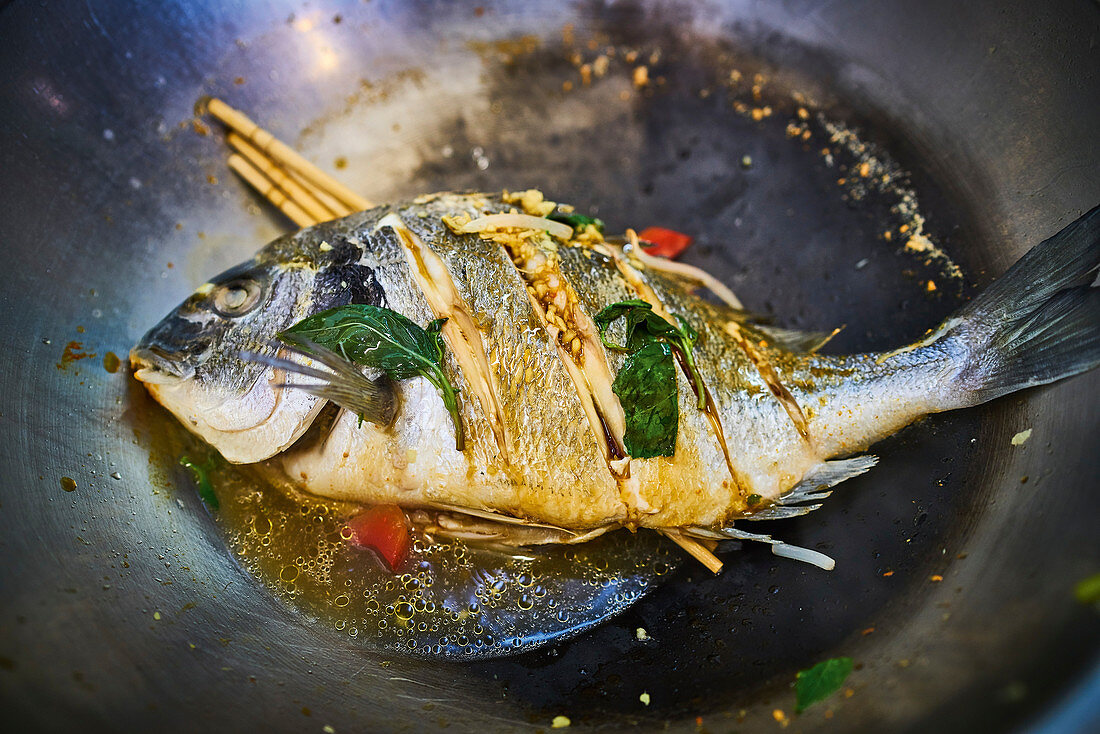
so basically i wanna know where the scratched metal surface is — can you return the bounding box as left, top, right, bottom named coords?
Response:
left=0, top=0, right=1097, bottom=732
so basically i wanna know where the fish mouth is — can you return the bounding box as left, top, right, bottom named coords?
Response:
left=130, top=346, right=196, bottom=384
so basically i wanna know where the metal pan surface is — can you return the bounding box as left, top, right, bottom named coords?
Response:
left=0, top=0, right=1097, bottom=731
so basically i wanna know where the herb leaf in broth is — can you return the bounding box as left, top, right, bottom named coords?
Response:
left=281, top=305, right=464, bottom=450
left=179, top=455, right=219, bottom=509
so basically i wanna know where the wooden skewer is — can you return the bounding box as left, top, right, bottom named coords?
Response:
left=226, top=132, right=337, bottom=223
left=287, top=167, right=353, bottom=217
left=661, top=529, right=724, bottom=574
left=206, top=97, right=373, bottom=212
left=227, top=154, right=316, bottom=228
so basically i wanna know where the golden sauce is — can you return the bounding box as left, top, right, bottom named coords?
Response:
left=211, top=463, right=677, bottom=657
left=136, top=392, right=677, bottom=659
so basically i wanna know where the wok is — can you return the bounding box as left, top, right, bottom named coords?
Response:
left=1, top=0, right=1097, bottom=731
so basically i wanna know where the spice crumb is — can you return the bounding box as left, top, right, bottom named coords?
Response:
left=772, top=708, right=790, bottom=727
left=639, top=692, right=650, bottom=706
left=551, top=715, right=571, bottom=728
left=1011, top=429, right=1032, bottom=446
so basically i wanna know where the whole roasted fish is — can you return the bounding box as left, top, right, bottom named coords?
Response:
left=131, top=191, right=1099, bottom=567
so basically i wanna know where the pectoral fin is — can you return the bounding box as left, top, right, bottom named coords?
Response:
left=240, top=336, right=397, bottom=428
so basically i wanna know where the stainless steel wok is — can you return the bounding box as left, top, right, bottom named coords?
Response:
left=1, top=0, right=1097, bottom=731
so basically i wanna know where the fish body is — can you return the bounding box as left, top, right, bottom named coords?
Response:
left=132, top=192, right=1100, bottom=546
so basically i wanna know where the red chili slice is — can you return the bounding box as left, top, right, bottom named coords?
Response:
left=346, top=504, right=411, bottom=572
left=638, top=226, right=694, bottom=259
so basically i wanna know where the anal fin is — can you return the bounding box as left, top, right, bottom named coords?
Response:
left=744, top=456, right=879, bottom=521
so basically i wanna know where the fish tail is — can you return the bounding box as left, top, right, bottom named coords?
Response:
left=942, top=205, right=1100, bottom=406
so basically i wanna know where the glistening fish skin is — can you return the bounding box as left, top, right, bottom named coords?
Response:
left=131, top=193, right=1100, bottom=537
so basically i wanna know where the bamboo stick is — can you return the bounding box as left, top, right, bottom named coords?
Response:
left=226, top=132, right=337, bottom=223
left=661, top=529, right=724, bottom=574
left=287, top=168, right=353, bottom=217
left=206, top=97, right=372, bottom=212
left=227, top=154, right=316, bottom=228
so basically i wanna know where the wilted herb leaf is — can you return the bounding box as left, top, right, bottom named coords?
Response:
left=612, top=341, right=679, bottom=458
left=594, top=299, right=704, bottom=459
left=795, top=657, right=854, bottom=713
left=180, top=455, right=218, bottom=510
left=1075, top=573, right=1100, bottom=605
left=282, top=305, right=464, bottom=450
left=548, top=212, right=605, bottom=233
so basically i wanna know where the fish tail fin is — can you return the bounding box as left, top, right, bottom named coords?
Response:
left=941, top=205, right=1100, bottom=407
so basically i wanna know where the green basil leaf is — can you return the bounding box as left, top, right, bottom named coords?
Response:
left=180, top=455, right=219, bottom=510
left=594, top=299, right=651, bottom=349
left=794, top=657, right=854, bottom=713
left=1075, top=572, right=1100, bottom=605
left=280, top=305, right=465, bottom=450
left=548, top=212, right=605, bottom=233
left=595, top=301, right=706, bottom=411
left=612, top=341, right=678, bottom=458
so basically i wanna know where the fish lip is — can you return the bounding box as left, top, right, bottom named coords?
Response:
left=129, top=346, right=195, bottom=383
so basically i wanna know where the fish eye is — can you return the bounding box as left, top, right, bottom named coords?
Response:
left=212, top=278, right=262, bottom=317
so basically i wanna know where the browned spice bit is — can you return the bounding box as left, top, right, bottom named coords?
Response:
left=206, top=175, right=218, bottom=185
left=883, top=570, right=895, bottom=577
left=930, top=574, right=944, bottom=582
left=334, top=156, right=348, bottom=170
left=60, top=476, right=76, bottom=492
left=57, top=341, right=95, bottom=370
left=191, top=119, right=211, bottom=136
left=861, top=627, right=875, bottom=635
left=76, top=325, right=85, bottom=334
left=233, top=76, right=245, bottom=86
left=632, top=65, right=649, bottom=87
left=561, top=23, right=574, bottom=46
left=102, top=351, right=121, bottom=374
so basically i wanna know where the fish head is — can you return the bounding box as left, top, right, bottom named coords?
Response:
left=130, top=232, right=384, bottom=463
